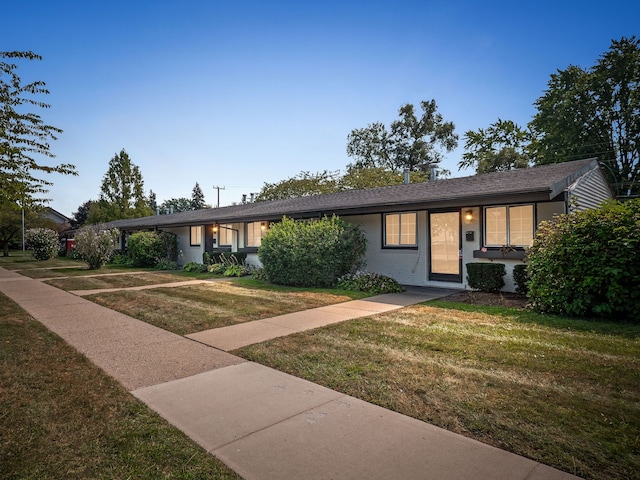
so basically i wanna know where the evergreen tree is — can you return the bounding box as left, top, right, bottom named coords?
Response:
left=191, top=182, right=206, bottom=209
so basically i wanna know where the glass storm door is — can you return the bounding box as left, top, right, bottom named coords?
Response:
left=429, top=211, right=461, bottom=282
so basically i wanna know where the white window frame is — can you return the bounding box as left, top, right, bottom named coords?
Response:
left=383, top=212, right=418, bottom=248
left=217, top=224, right=233, bottom=246
left=246, top=221, right=265, bottom=247
left=483, top=204, right=534, bottom=247
left=190, top=225, right=202, bottom=246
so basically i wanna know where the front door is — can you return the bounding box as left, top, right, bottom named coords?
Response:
left=429, top=211, right=461, bottom=282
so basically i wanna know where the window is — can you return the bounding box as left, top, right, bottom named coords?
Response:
left=484, top=205, right=533, bottom=247
left=384, top=213, right=417, bottom=247
left=190, top=226, right=202, bottom=246
left=246, top=221, right=265, bottom=247
left=218, top=224, right=233, bottom=246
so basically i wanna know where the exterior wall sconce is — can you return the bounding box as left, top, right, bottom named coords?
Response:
left=464, top=209, right=474, bottom=223
left=260, top=221, right=267, bottom=231
left=213, top=224, right=218, bottom=233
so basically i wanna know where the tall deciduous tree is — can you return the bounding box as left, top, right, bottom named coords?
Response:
left=256, top=171, right=341, bottom=201
left=87, top=149, right=153, bottom=223
left=0, top=51, right=76, bottom=204
left=530, top=36, right=640, bottom=197
left=459, top=119, right=532, bottom=174
left=347, top=100, right=458, bottom=173
left=159, top=197, right=193, bottom=213
left=70, top=200, right=95, bottom=229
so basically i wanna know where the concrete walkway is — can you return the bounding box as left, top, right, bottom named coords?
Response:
left=0, top=267, right=581, bottom=480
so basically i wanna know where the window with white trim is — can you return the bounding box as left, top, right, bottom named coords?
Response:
left=190, top=226, right=202, bottom=246
left=218, top=224, right=233, bottom=246
left=384, top=212, right=417, bottom=247
left=246, top=221, right=265, bottom=247
left=484, top=205, right=534, bottom=247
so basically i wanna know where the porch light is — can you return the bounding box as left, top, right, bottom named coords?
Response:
left=260, top=221, right=267, bottom=231
left=213, top=224, right=218, bottom=233
left=464, top=209, right=474, bottom=223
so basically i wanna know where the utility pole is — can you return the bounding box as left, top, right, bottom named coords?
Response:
left=213, top=185, right=225, bottom=208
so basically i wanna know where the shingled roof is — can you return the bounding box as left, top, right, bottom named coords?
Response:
left=107, top=159, right=601, bottom=230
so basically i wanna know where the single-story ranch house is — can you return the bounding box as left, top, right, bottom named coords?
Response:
left=107, top=159, right=613, bottom=292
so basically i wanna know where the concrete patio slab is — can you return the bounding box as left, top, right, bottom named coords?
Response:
left=133, top=362, right=344, bottom=451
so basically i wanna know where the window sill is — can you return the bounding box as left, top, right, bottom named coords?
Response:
left=473, top=249, right=526, bottom=260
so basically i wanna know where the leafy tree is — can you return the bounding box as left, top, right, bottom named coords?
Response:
left=346, top=99, right=458, bottom=173
left=257, top=170, right=341, bottom=201
left=529, top=36, right=640, bottom=197
left=70, top=200, right=95, bottom=229
left=191, top=182, right=207, bottom=209
left=86, top=149, right=153, bottom=223
left=159, top=197, right=193, bottom=213
left=0, top=195, right=54, bottom=256
left=340, top=166, right=427, bottom=190
left=0, top=51, right=76, bottom=204
left=148, top=190, right=157, bottom=212
left=459, top=119, right=532, bottom=173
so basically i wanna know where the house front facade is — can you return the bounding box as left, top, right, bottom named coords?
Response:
left=108, top=159, right=613, bottom=292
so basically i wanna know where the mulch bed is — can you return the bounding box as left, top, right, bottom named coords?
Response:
left=442, top=291, right=528, bottom=308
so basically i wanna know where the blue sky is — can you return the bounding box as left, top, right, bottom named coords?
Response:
left=4, top=0, right=639, bottom=216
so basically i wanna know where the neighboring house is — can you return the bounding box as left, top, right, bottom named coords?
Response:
left=43, top=207, right=71, bottom=230
left=107, top=159, right=613, bottom=292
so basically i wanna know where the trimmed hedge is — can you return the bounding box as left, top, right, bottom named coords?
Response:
left=127, top=231, right=178, bottom=267
left=466, top=262, right=506, bottom=293
left=527, top=200, right=640, bottom=320
left=258, top=215, right=367, bottom=288
left=512, top=264, right=529, bottom=295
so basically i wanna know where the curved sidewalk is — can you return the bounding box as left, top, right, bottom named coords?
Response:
left=0, top=267, right=581, bottom=480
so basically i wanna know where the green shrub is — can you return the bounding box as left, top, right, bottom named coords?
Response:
left=527, top=200, right=640, bottom=320
left=512, top=264, right=529, bottom=295
left=207, top=263, right=227, bottom=274
left=337, top=271, right=404, bottom=294
left=251, top=267, right=269, bottom=281
left=25, top=228, right=59, bottom=261
left=258, top=215, right=367, bottom=288
left=127, top=231, right=177, bottom=267
left=466, top=263, right=506, bottom=293
left=155, top=258, right=178, bottom=270
left=223, top=264, right=250, bottom=277
left=182, top=262, right=208, bottom=273
left=110, top=251, right=131, bottom=266
left=75, top=225, right=120, bottom=269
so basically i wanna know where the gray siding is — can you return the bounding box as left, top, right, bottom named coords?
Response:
left=567, top=167, right=613, bottom=212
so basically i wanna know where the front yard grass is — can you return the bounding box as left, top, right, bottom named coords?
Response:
left=0, top=292, right=240, bottom=480
left=84, top=280, right=368, bottom=335
left=44, top=272, right=194, bottom=290
left=233, top=301, right=640, bottom=480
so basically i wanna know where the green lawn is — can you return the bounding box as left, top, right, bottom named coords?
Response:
left=0, top=292, right=241, bottom=480
left=233, top=301, right=640, bottom=480
left=83, top=279, right=368, bottom=335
